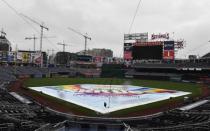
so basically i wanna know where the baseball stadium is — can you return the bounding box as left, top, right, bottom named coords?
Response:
left=1, top=0, right=210, bottom=131
left=1, top=29, right=210, bottom=131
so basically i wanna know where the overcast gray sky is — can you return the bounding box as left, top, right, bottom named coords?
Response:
left=1, top=0, right=210, bottom=58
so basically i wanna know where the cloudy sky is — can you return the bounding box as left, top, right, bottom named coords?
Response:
left=1, top=0, right=210, bottom=58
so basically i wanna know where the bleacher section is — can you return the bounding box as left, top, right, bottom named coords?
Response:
left=0, top=81, right=68, bottom=131
left=132, top=62, right=210, bottom=70
left=0, top=66, right=79, bottom=79
left=125, top=62, right=210, bottom=81
left=127, top=99, right=210, bottom=131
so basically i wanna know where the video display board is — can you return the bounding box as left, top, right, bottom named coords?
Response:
left=132, top=45, right=163, bottom=60
left=163, top=41, right=175, bottom=60
left=124, top=43, right=133, bottom=60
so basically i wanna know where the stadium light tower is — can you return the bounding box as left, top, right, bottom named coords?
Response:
left=67, top=27, right=91, bottom=55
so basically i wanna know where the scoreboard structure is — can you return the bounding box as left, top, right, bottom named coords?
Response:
left=126, top=41, right=175, bottom=61
left=124, top=33, right=148, bottom=60
left=124, top=33, right=184, bottom=61
left=132, top=41, right=164, bottom=60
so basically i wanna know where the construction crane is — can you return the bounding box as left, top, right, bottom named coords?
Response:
left=20, top=13, right=49, bottom=52
left=25, top=35, right=37, bottom=52
left=25, top=35, right=56, bottom=51
left=67, top=27, right=91, bottom=55
left=20, top=13, right=49, bottom=68
left=57, top=41, right=70, bottom=52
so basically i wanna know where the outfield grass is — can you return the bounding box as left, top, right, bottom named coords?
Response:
left=24, top=78, right=202, bottom=116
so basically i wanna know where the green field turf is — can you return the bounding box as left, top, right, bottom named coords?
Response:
left=24, top=78, right=202, bottom=116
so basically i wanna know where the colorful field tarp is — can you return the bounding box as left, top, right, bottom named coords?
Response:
left=30, top=84, right=190, bottom=114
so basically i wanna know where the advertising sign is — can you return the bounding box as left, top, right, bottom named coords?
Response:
left=22, top=52, right=30, bottom=63
left=124, top=51, right=132, bottom=60
left=7, top=52, right=15, bottom=62
left=124, top=33, right=148, bottom=41
left=124, top=46, right=132, bottom=51
left=1, top=51, right=8, bottom=62
left=124, top=43, right=133, bottom=47
left=163, top=50, right=174, bottom=60
left=151, top=33, right=169, bottom=40
left=0, top=51, right=43, bottom=64
left=17, top=52, right=22, bottom=61
left=163, top=41, right=175, bottom=60
left=164, top=41, right=174, bottom=50
left=133, top=41, right=163, bottom=46
left=34, top=52, right=42, bottom=64
left=124, top=43, right=133, bottom=51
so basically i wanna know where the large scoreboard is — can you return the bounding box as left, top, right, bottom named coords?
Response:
left=132, top=45, right=163, bottom=60
left=132, top=41, right=163, bottom=60
left=124, top=41, right=175, bottom=61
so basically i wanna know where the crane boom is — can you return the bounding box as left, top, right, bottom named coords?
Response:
left=25, top=35, right=55, bottom=51
left=57, top=41, right=70, bottom=52
left=67, top=27, right=91, bottom=55
left=20, top=13, right=49, bottom=30
left=42, top=36, right=56, bottom=38
left=68, top=27, right=84, bottom=37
